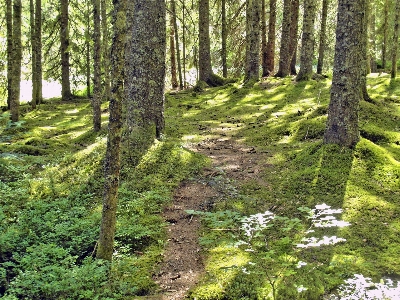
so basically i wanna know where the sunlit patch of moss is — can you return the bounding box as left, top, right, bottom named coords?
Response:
left=189, top=244, right=250, bottom=299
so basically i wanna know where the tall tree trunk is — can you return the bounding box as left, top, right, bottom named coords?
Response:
left=6, top=0, right=13, bottom=110
left=35, top=0, right=42, bottom=105
left=222, top=0, right=228, bottom=78
left=275, top=0, right=292, bottom=77
left=101, top=0, right=111, bottom=101
left=261, top=0, right=267, bottom=77
left=317, top=0, right=329, bottom=74
left=296, top=0, right=317, bottom=81
left=324, top=0, right=367, bottom=148
left=244, top=0, right=261, bottom=82
left=171, top=0, right=183, bottom=89
left=86, top=3, right=91, bottom=98
left=125, top=0, right=166, bottom=139
left=391, top=0, right=400, bottom=78
left=60, top=0, right=72, bottom=100
left=382, top=0, right=389, bottom=69
left=264, top=0, right=276, bottom=76
left=96, top=0, right=126, bottom=262
left=369, top=0, right=377, bottom=73
left=10, top=0, right=22, bottom=122
left=362, top=0, right=371, bottom=101
left=182, top=1, right=187, bottom=87
left=289, top=0, right=299, bottom=75
left=30, top=0, right=37, bottom=109
left=198, top=0, right=214, bottom=84
left=169, top=6, right=179, bottom=89
left=92, top=0, right=102, bottom=131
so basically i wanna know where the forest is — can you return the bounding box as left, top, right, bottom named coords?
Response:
left=0, top=0, right=400, bottom=299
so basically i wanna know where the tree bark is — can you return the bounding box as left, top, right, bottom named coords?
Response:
left=35, top=0, right=43, bottom=105
left=60, top=0, right=72, bottom=100
left=275, top=0, right=292, bottom=77
left=169, top=6, right=179, bottom=89
left=222, top=0, right=228, bottom=78
left=261, top=0, right=267, bottom=77
left=30, top=0, right=37, bottom=109
left=317, top=0, right=329, bottom=74
left=171, top=0, right=183, bottom=89
left=382, top=0, right=389, bottom=70
left=296, top=0, right=317, bottom=81
left=289, top=0, right=299, bottom=75
left=125, top=0, right=166, bottom=139
left=391, top=0, right=400, bottom=78
left=101, top=0, right=111, bottom=101
left=10, top=0, right=22, bottom=122
left=244, top=0, right=261, bottom=82
left=92, top=0, right=102, bottom=131
left=264, top=0, right=276, bottom=76
left=97, top=0, right=126, bottom=262
left=6, top=0, right=13, bottom=110
left=369, top=0, right=377, bottom=73
left=198, top=0, right=214, bottom=84
left=324, top=0, right=367, bottom=148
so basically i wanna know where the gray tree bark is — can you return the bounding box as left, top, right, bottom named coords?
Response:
left=92, top=0, right=102, bottom=131
left=391, top=0, right=400, bottom=78
left=296, top=0, right=317, bottom=81
left=324, top=0, right=367, bottom=148
left=10, top=0, right=22, bottom=122
left=264, top=0, right=276, bottom=76
left=275, top=0, right=292, bottom=77
left=198, top=0, right=214, bottom=84
left=222, top=0, right=228, bottom=78
left=289, top=0, right=299, bottom=75
left=125, top=0, right=166, bottom=139
left=101, top=0, right=111, bottom=101
left=244, top=0, right=261, bottom=82
left=96, top=0, right=126, bottom=262
left=6, top=0, right=12, bottom=110
left=317, top=0, right=329, bottom=74
left=60, top=0, right=72, bottom=100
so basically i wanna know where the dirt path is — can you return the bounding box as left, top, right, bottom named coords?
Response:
left=151, top=137, right=271, bottom=300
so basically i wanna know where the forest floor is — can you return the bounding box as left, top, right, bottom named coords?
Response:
left=154, top=138, right=271, bottom=299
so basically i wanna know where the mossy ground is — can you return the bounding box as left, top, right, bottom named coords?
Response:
left=0, top=73, right=399, bottom=299
left=165, top=74, right=400, bottom=299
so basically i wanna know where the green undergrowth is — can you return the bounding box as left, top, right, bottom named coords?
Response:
left=165, top=74, right=400, bottom=299
left=0, top=99, right=207, bottom=298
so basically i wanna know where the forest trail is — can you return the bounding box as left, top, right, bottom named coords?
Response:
left=151, top=137, right=272, bottom=299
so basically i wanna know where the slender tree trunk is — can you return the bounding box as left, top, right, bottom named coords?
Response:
left=382, top=0, right=389, bottom=69
left=169, top=7, right=179, bottom=89
left=264, top=0, right=276, bottom=76
left=222, top=0, right=228, bottom=78
left=289, top=0, right=300, bottom=75
left=35, top=0, right=42, bottom=105
left=182, top=1, right=187, bottom=87
left=369, top=0, right=377, bottom=73
left=101, top=0, right=111, bottom=101
left=6, top=0, right=13, bottom=110
left=171, top=0, right=183, bottom=89
left=244, top=0, right=261, bottom=82
left=275, top=0, right=292, bottom=77
left=324, top=0, right=367, bottom=148
left=30, top=0, right=37, bottom=109
left=86, top=3, right=91, bottom=98
left=391, top=0, right=400, bottom=78
left=317, top=0, right=329, bottom=74
left=261, top=0, right=267, bottom=77
left=296, top=0, right=317, bottom=81
left=362, top=0, right=371, bottom=101
left=96, top=0, right=126, bottom=262
left=198, top=0, right=214, bottom=84
left=10, top=0, right=22, bottom=122
left=60, top=0, right=72, bottom=100
left=92, top=0, right=102, bottom=131
left=125, top=0, right=166, bottom=139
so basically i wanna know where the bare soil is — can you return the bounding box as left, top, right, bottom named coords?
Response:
left=150, top=137, right=271, bottom=300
